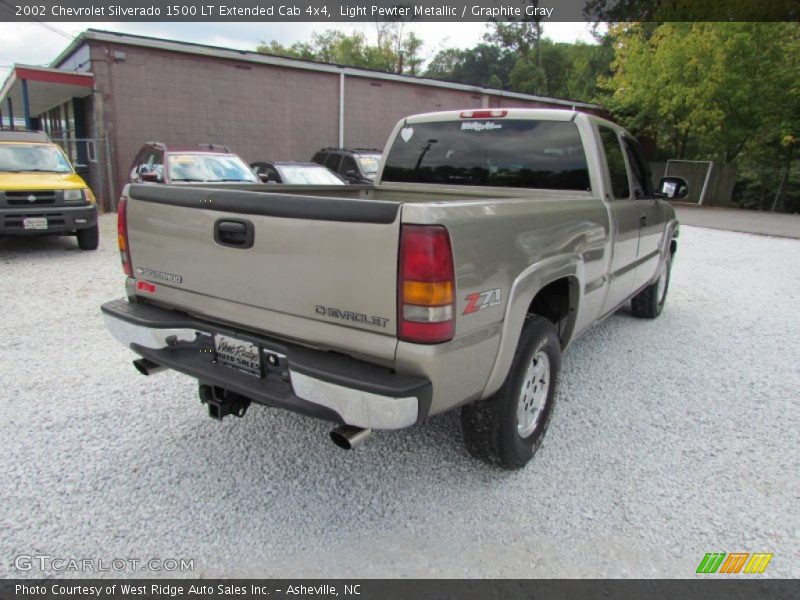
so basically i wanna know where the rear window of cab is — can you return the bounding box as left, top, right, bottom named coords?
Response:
left=382, top=119, right=590, bottom=190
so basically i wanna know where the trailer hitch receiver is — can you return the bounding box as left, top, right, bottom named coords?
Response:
left=199, top=384, right=251, bottom=420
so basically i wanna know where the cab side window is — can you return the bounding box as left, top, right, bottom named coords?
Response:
left=324, top=154, right=341, bottom=172
left=151, top=151, right=164, bottom=180
left=265, top=166, right=281, bottom=183
left=340, top=156, right=358, bottom=177
left=599, top=126, right=629, bottom=199
left=138, top=151, right=164, bottom=181
left=622, top=136, right=653, bottom=197
left=130, top=149, right=149, bottom=182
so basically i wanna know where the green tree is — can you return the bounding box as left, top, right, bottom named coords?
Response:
left=257, top=27, right=423, bottom=74
left=256, top=40, right=315, bottom=60
left=486, top=20, right=542, bottom=62
left=584, top=0, right=798, bottom=22
left=400, top=32, right=424, bottom=75
left=509, top=58, right=546, bottom=95
left=598, top=23, right=799, bottom=164
left=561, top=39, right=615, bottom=101
left=424, top=48, right=463, bottom=80
left=424, top=44, right=517, bottom=89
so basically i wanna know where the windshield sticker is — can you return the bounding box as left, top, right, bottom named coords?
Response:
left=170, top=156, right=196, bottom=164
left=400, top=127, right=414, bottom=142
left=461, top=121, right=503, bottom=132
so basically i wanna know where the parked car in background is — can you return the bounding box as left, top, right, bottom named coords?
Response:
left=311, top=147, right=381, bottom=184
left=250, top=161, right=346, bottom=185
left=0, top=129, right=98, bottom=250
left=129, top=142, right=259, bottom=185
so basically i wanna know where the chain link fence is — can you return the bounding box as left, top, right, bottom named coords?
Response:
left=51, top=136, right=116, bottom=212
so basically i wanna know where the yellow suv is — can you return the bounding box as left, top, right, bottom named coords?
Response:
left=0, top=130, right=98, bottom=250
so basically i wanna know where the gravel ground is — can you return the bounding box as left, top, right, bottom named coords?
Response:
left=1, top=215, right=798, bottom=579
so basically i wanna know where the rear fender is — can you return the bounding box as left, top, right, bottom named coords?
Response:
left=648, top=218, right=679, bottom=286
left=481, top=255, right=582, bottom=398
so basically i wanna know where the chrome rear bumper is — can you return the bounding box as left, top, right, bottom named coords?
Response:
left=101, top=299, right=429, bottom=429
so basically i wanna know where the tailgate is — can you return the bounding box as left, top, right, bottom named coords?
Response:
left=124, top=184, right=401, bottom=356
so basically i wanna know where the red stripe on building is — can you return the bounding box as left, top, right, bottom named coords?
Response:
left=14, top=67, right=93, bottom=88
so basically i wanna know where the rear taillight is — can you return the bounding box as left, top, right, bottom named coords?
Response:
left=118, top=197, right=132, bottom=277
left=398, top=225, right=455, bottom=344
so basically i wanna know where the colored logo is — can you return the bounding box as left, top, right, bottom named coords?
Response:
left=463, top=288, right=502, bottom=314
left=696, top=552, right=773, bottom=574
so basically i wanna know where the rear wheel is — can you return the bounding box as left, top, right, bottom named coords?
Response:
left=461, top=315, right=561, bottom=469
left=631, top=251, right=672, bottom=318
left=76, top=225, right=99, bottom=251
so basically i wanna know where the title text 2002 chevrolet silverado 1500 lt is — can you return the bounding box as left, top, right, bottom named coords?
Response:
left=102, top=109, right=687, bottom=469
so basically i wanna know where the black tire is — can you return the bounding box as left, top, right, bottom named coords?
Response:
left=461, top=315, right=561, bottom=469
left=631, top=251, right=672, bottom=319
left=76, top=225, right=99, bottom=251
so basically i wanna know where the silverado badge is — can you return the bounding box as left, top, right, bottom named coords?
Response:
left=136, top=267, right=183, bottom=284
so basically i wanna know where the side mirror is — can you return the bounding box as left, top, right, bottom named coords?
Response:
left=344, top=169, right=359, bottom=182
left=257, top=173, right=270, bottom=182
left=140, top=171, right=161, bottom=183
left=74, top=163, right=89, bottom=175
left=657, top=176, right=689, bottom=199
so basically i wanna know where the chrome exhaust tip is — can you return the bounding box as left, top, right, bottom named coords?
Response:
left=330, top=425, right=372, bottom=450
left=133, top=358, right=167, bottom=376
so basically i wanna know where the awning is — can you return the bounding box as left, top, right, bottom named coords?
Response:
left=0, top=65, right=94, bottom=126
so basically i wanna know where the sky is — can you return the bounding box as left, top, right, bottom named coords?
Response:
left=0, top=21, right=599, bottom=84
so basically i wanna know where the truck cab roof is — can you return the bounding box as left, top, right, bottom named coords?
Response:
left=403, top=108, right=580, bottom=124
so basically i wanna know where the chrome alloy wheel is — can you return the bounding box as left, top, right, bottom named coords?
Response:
left=516, top=350, right=551, bottom=437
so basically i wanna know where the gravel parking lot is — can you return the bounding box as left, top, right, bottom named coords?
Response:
left=1, top=215, right=798, bottom=578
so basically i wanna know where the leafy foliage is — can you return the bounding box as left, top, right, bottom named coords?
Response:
left=598, top=22, right=799, bottom=209
left=257, top=25, right=424, bottom=75
left=425, top=44, right=518, bottom=88
left=584, top=0, right=800, bottom=22
left=424, top=31, right=613, bottom=102
left=597, top=23, right=799, bottom=161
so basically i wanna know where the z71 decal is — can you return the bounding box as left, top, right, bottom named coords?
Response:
left=463, top=289, right=502, bottom=314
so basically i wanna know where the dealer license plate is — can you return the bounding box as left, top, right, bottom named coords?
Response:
left=213, top=333, right=262, bottom=376
left=23, top=217, right=48, bottom=230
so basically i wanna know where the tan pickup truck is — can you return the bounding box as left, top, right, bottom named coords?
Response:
left=102, top=109, right=687, bottom=469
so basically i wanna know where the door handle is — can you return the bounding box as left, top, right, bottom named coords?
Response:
left=214, top=219, right=254, bottom=248
left=639, top=213, right=648, bottom=227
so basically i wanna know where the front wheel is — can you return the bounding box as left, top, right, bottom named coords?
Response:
left=76, top=225, right=99, bottom=251
left=631, top=251, right=672, bottom=318
left=461, top=315, right=561, bottom=469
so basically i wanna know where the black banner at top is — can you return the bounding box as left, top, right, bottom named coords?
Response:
left=0, top=0, right=798, bottom=22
